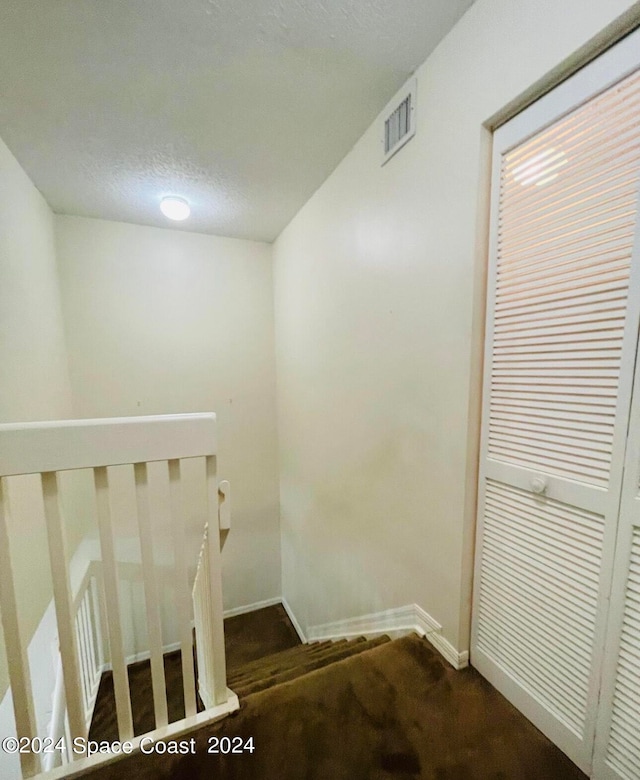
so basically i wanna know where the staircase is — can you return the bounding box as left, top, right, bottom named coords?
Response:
left=88, top=630, right=391, bottom=741
left=0, top=414, right=236, bottom=780
left=1, top=418, right=588, bottom=780
left=225, top=635, right=389, bottom=699
left=78, top=625, right=587, bottom=780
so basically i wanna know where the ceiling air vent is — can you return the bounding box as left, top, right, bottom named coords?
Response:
left=382, top=78, right=417, bottom=165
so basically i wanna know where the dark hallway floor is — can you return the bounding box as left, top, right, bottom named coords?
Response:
left=224, top=603, right=301, bottom=671
left=89, top=603, right=300, bottom=741
left=84, top=604, right=586, bottom=779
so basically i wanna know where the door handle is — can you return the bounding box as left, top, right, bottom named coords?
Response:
left=531, top=477, right=547, bottom=495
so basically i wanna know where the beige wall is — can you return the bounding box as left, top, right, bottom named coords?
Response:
left=273, top=0, right=640, bottom=650
left=0, top=136, right=73, bottom=696
left=54, top=216, right=281, bottom=611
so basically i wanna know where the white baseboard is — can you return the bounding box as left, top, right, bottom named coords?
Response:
left=106, top=597, right=289, bottom=668
left=109, top=598, right=283, bottom=668
left=222, top=597, right=282, bottom=619
left=299, top=603, right=468, bottom=670
left=107, top=599, right=467, bottom=677
left=103, top=599, right=462, bottom=674
left=305, top=603, right=440, bottom=643
left=221, top=595, right=308, bottom=645
left=414, top=604, right=469, bottom=668
left=426, top=633, right=469, bottom=670
left=102, top=641, right=182, bottom=671
left=412, top=604, right=443, bottom=638
left=281, top=598, right=307, bottom=643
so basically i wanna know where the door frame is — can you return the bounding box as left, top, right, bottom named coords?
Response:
left=469, top=24, right=640, bottom=774
left=462, top=12, right=640, bottom=654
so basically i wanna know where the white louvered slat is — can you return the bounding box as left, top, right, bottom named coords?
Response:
left=495, top=304, right=628, bottom=331
left=474, top=35, right=640, bottom=778
left=502, top=176, right=640, bottom=237
left=489, top=411, right=612, bottom=438
left=501, top=155, right=640, bottom=228
left=494, top=281, right=630, bottom=315
left=497, top=245, right=632, bottom=283
left=499, top=217, right=636, bottom=266
left=502, top=87, right=640, bottom=172
left=476, top=481, right=605, bottom=735
left=486, top=70, right=640, bottom=488
left=502, top=88, right=640, bottom=179
left=489, top=421, right=611, bottom=447
left=496, top=267, right=630, bottom=300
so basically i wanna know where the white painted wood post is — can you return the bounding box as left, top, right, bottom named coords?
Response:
left=90, top=571, right=105, bottom=671
left=134, top=461, right=168, bottom=728
left=205, top=456, right=228, bottom=705
left=41, top=471, right=87, bottom=750
left=168, top=459, right=197, bottom=717
left=93, top=563, right=109, bottom=674
left=82, top=592, right=98, bottom=704
left=93, top=466, right=134, bottom=741
left=44, top=653, right=67, bottom=772
left=76, top=602, right=91, bottom=714
left=0, top=478, right=41, bottom=779
left=193, top=526, right=211, bottom=707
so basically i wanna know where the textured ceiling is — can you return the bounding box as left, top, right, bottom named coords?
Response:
left=0, top=1, right=475, bottom=241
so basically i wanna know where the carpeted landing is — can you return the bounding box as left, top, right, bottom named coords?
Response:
left=89, top=604, right=302, bottom=740
left=83, top=607, right=586, bottom=780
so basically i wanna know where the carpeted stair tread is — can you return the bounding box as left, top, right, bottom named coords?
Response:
left=227, top=638, right=360, bottom=687
left=228, top=637, right=372, bottom=688
left=229, top=640, right=357, bottom=692
left=227, top=639, right=344, bottom=685
left=228, top=639, right=360, bottom=687
left=229, top=637, right=365, bottom=690
left=234, top=635, right=391, bottom=698
left=226, top=638, right=327, bottom=676
left=234, top=635, right=390, bottom=699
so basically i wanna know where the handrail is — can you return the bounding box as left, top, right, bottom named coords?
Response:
left=0, top=414, right=218, bottom=476
left=0, top=414, right=238, bottom=780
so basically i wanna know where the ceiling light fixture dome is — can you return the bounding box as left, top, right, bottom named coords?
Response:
left=160, top=196, right=190, bottom=221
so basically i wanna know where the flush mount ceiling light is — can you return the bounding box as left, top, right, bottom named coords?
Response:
left=160, top=196, right=190, bottom=221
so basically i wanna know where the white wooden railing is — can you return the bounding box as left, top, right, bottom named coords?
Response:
left=44, top=563, right=104, bottom=773
left=0, top=414, right=238, bottom=779
left=72, top=562, right=104, bottom=734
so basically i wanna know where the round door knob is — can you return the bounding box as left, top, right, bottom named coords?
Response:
left=531, top=477, right=547, bottom=495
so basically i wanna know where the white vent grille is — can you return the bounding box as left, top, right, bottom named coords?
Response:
left=476, top=480, right=605, bottom=735
left=487, top=68, right=640, bottom=489
left=605, top=526, right=640, bottom=779
left=382, top=78, right=416, bottom=164
left=385, top=95, right=411, bottom=153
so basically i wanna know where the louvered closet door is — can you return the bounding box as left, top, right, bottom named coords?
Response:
left=471, top=29, right=640, bottom=775
left=594, top=252, right=640, bottom=780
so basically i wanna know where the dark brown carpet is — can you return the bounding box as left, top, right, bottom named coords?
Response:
left=89, top=646, right=190, bottom=740
left=229, top=635, right=391, bottom=698
left=224, top=604, right=301, bottom=672
left=89, top=604, right=300, bottom=741
left=83, top=628, right=586, bottom=780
